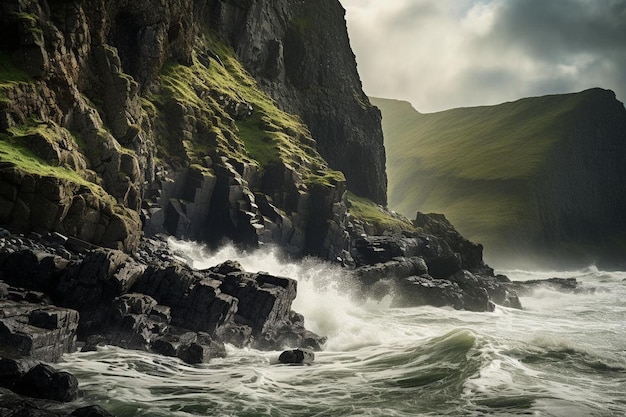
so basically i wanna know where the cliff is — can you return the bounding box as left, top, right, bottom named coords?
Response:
left=0, top=0, right=390, bottom=260
left=373, top=89, right=626, bottom=267
left=212, top=0, right=387, bottom=205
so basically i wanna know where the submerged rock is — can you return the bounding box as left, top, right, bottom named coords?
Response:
left=278, top=348, right=315, bottom=365
left=506, top=277, right=582, bottom=296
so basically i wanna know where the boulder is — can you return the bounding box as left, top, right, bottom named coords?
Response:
left=13, top=363, right=79, bottom=402
left=0, top=302, right=79, bottom=362
left=0, top=358, right=38, bottom=389
left=152, top=331, right=226, bottom=364
left=445, top=270, right=494, bottom=312
left=278, top=348, right=315, bottom=365
left=0, top=386, right=69, bottom=416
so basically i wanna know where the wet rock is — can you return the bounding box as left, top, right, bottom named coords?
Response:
left=414, top=212, right=493, bottom=276
left=506, top=277, right=582, bottom=296
left=0, top=358, right=38, bottom=389
left=394, top=276, right=464, bottom=309
left=104, top=293, right=168, bottom=351
left=278, top=348, right=315, bottom=365
left=253, top=310, right=327, bottom=352
left=177, top=336, right=227, bottom=365
left=13, top=363, right=79, bottom=402
left=0, top=302, right=79, bottom=362
left=356, top=256, right=428, bottom=286
left=446, top=270, right=494, bottom=312
left=152, top=330, right=226, bottom=364
left=0, top=386, right=69, bottom=416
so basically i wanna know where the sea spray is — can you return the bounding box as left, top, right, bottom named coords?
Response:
left=167, top=238, right=401, bottom=351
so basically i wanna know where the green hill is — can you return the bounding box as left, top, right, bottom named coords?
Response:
left=372, top=89, right=626, bottom=267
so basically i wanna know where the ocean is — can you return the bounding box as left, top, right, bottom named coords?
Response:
left=58, top=241, right=626, bottom=416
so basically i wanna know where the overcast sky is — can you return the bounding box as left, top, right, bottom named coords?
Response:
left=339, top=0, right=626, bottom=113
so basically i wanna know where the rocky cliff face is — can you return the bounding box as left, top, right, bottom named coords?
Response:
left=525, top=89, right=626, bottom=267
left=0, top=0, right=388, bottom=260
left=211, top=0, right=387, bottom=205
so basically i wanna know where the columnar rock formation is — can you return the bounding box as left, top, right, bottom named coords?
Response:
left=0, top=0, right=385, bottom=261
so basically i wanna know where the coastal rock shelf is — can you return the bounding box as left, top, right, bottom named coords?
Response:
left=0, top=232, right=324, bottom=364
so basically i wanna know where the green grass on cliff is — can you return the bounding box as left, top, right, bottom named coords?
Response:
left=0, top=137, right=81, bottom=183
left=347, top=191, right=416, bottom=234
left=0, top=120, right=118, bottom=208
left=372, top=90, right=603, bottom=247
left=152, top=34, right=342, bottom=187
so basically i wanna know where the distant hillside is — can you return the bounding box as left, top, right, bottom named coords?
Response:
left=372, top=89, right=626, bottom=267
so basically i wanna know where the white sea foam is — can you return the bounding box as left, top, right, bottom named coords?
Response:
left=56, top=241, right=626, bottom=416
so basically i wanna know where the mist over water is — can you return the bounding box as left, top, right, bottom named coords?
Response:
left=59, top=240, right=626, bottom=416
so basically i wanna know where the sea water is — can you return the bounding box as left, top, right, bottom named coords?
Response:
left=58, top=240, right=626, bottom=416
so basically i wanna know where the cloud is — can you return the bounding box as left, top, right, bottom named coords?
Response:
left=340, top=0, right=626, bottom=112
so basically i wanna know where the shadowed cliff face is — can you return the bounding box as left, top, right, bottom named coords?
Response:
left=0, top=0, right=374, bottom=258
left=210, top=0, right=388, bottom=205
left=375, top=89, right=626, bottom=268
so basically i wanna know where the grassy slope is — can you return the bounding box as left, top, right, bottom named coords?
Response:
left=372, top=90, right=598, bottom=247
left=153, top=34, right=344, bottom=187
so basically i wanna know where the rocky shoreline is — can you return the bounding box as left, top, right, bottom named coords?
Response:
left=0, top=207, right=590, bottom=415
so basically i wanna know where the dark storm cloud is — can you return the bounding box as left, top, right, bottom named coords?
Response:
left=340, top=0, right=626, bottom=112
left=492, top=0, right=626, bottom=56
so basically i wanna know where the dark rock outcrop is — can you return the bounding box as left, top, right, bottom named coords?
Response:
left=0, top=233, right=323, bottom=361
left=13, top=363, right=79, bottom=403
left=506, top=277, right=582, bottom=296
left=0, top=300, right=79, bottom=363
left=350, top=212, right=520, bottom=312
left=278, top=348, right=314, bottom=365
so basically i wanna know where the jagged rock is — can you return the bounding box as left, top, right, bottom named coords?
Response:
left=445, top=270, right=495, bottom=312
left=356, top=257, right=428, bottom=286
left=415, top=213, right=493, bottom=276
left=103, top=293, right=168, bottom=350
left=135, top=263, right=238, bottom=335
left=278, top=348, right=315, bottom=365
left=394, top=276, right=464, bottom=309
left=13, top=363, right=79, bottom=402
left=252, top=310, right=327, bottom=351
left=506, top=277, right=582, bottom=296
left=217, top=269, right=297, bottom=335
left=177, top=333, right=227, bottom=365
left=152, top=330, right=226, bottom=364
left=53, top=249, right=145, bottom=335
left=0, top=302, right=79, bottom=362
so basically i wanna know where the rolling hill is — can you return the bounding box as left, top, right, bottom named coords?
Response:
left=372, top=89, right=626, bottom=267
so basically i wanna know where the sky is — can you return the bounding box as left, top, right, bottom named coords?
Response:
left=339, top=0, right=626, bottom=113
